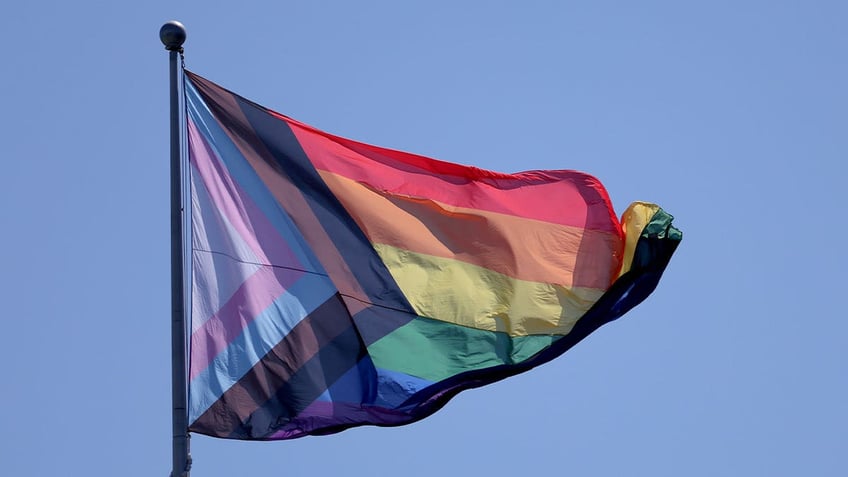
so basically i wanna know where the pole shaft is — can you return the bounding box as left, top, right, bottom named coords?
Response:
left=169, top=48, right=190, bottom=477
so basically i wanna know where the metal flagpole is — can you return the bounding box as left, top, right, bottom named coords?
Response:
left=160, top=20, right=191, bottom=477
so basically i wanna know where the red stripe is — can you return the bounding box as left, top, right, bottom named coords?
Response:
left=277, top=112, right=622, bottom=235
left=186, top=72, right=372, bottom=309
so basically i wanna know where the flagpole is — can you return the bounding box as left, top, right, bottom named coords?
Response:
left=160, top=20, right=191, bottom=477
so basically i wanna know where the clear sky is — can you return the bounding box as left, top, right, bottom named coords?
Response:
left=1, top=1, right=845, bottom=476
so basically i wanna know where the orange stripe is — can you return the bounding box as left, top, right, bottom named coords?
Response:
left=618, top=202, right=660, bottom=278
left=318, top=171, right=622, bottom=290
left=285, top=118, right=622, bottom=234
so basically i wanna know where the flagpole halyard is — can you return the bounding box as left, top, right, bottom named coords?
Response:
left=160, top=20, right=191, bottom=477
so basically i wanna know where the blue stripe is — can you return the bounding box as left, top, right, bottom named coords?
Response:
left=312, top=357, right=377, bottom=404
left=311, top=365, right=434, bottom=410
left=373, top=367, right=434, bottom=409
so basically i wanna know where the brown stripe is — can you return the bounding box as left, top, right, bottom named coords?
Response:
left=189, top=294, right=360, bottom=438
left=186, top=72, right=370, bottom=309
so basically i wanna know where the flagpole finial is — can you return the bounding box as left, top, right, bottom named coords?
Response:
left=160, top=21, right=186, bottom=51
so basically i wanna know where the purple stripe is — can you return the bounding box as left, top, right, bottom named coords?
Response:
left=188, top=117, right=298, bottom=268
left=189, top=264, right=305, bottom=380
left=268, top=401, right=410, bottom=439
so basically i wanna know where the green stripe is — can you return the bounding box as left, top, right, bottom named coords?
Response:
left=632, top=207, right=683, bottom=270
left=368, top=316, right=559, bottom=382
left=368, top=208, right=681, bottom=383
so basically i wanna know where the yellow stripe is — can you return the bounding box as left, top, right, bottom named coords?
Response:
left=318, top=170, right=622, bottom=289
left=618, top=202, right=660, bottom=278
left=373, top=243, right=605, bottom=337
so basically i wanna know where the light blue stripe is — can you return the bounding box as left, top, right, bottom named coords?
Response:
left=188, top=272, right=338, bottom=423
left=189, top=160, right=261, bottom=266
left=190, top=161, right=263, bottom=330
left=187, top=79, right=340, bottom=422
left=191, top=250, right=261, bottom=333
left=185, top=81, right=326, bottom=276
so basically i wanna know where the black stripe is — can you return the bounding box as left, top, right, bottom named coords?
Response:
left=190, top=294, right=366, bottom=438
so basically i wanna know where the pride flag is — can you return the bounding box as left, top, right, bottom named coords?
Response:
left=184, top=71, right=681, bottom=440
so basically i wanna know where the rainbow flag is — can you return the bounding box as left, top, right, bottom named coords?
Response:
left=185, top=71, right=681, bottom=440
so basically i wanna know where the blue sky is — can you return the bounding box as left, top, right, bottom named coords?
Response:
left=2, top=1, right=845, bottom=476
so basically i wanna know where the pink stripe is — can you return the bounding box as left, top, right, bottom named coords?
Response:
left=188, top=117, right=309, bottom=379
left=188, top=118, right=298, bottom=267
left=189, top=265, right=304, bottom=380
